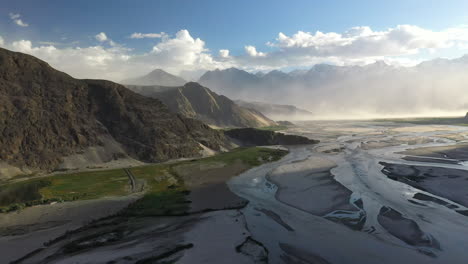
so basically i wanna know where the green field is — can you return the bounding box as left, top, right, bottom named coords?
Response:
left=0, top=147, right=288, bottom=214
left=124, top=147, right=288, bottom=216
left=0, top=169, right=129, bottom=212
left=40, top=169, right=129, bottom=201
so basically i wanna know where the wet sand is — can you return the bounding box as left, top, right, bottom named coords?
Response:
left=7, top=121, right=468, bottom=263
left=268, top=156, right=353, bottom=215
left=380, top=162, right=468, bottom=208
left=228, top=121, right=468, bottom=264
left=0, top=195, right=140, bottom=263
left=399, top=144, right=468, bottom=162
left=174, top=160, right=249, bottom=212
left=8, top=157, right=273, bottom=263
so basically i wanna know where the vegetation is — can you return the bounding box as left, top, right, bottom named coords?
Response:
left=0, top=147, right=288, bottom=214
left=124, top=165, right=189, bottom=216
left=199, top=147, right=288, bottom=166
left=0, top=169, right=129, bottom=212
left=40, top=169, right=129, bottom=201
left=0, top=179, right=51, bottom=212
left=124, top=147, right=288, bottom=216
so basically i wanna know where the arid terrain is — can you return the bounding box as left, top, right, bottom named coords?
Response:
left=227, top=120, right=468, bottom=263
left=2, top=120, right=468, bottom=263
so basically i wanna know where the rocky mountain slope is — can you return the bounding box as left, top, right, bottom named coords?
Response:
left=0, top=48, right=228, bottom=174
left=235, top=100, right=313, bottom=120
left=120, top=69, right=186, bottom=86
left=127, top=82, right=276, bottom=128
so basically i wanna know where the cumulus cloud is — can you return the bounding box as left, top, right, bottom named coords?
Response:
left=9, top=39, right=132, bottom=79
left=145, top=29, right=223, bottom=74
left=218, top=49, right=230, bottom=58
left=4, top=25, right=468, bottom=81
left=95, top=32, right=108, bottom=42
left=9, top=13, right=28, bottom=27
left=263, top=25, right=464, bottom=61
left=244, top=45, right=266, bottom=57
left=214, top=24, right=468, bottom=72
left=95, top=32, right=119, bottom=47
left=130, top=32, right=166, bottom=39
left=2, top=30, right=223, bottom=81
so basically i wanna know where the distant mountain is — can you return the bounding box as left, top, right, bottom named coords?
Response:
left=120, top=69, right=186, bottom=86
left=0, top=48, right=227, bottom=176
left=126, top=82, right=276, bottom=128
left=235, top=100, right=313, bottom=121
left=199, top=59, right=468, bottom=117
left=199, top=68, right=260, bottom=97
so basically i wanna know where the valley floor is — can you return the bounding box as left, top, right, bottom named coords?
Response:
left=228, top=121, right=468, bottom=263
left=3, top=121, right=468, bottom=263
left=0, top=147, right=286, bottom=263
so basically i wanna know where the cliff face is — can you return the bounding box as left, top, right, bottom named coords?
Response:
left=0, top=48, right=227, bottom=171
left=127, top=82, right=276, bottom=128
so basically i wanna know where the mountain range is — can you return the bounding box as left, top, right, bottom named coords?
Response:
left=235, top=100, right=313, bottom=121
left=0, top=48, right=228, bottom=176
left=126, top=82, right=276, bottom=128
left=199, top=59, right=468, bottom=117
left=120, top=69, right=186, bottom=86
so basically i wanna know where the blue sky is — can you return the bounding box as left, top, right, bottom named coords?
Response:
left=2, top=0, right=468, bottom=80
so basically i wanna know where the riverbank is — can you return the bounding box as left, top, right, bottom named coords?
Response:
left=1, top=147, right=288, bottom=263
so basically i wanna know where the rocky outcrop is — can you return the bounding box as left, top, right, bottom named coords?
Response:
left=0, top=48, right=228, bottom=172
left=224, top=128, right=318, bottom=146
left=127, top=82, right=276, bottom=128
left=277, top=121, right=295, bottom=126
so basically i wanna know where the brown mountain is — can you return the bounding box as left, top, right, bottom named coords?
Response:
left=0, top=48, right=228, bottom=173
left=120, top=69, right=186, bottom=86
left=126, top=82, right=276, bottom=128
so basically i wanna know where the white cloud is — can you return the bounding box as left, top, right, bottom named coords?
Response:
left=268, top=25, right=456, bottom=58
left=9, top=13, right=28, bottom=27
left=219, top=49, right=230, bottom=58
left=3, top=30, right=223, bottom=81
left=146, top=29, right=221, bottom=73
left=94, top=32, right=119, bottom=47
left=244, top=45, right=266, bottom=57
left=0, top=36, right=4, bottom=46
left=4, top=25, right=468, bottom=81
left=220, top=24, right=468, bottom=72
left=95, top=32, right=108, bottom=42
left=130, top=32, right=166, bottom=39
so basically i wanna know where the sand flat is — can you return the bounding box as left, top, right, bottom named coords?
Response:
left=0, top=195, right=140, bottom=263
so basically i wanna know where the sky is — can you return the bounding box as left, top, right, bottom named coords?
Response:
left=2, top=0, right=468, bottom=81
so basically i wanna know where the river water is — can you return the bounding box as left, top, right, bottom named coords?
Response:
left=228, top=121, right=468, bottom=264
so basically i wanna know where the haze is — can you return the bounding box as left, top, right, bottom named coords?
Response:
left=4, top=1, right=468, bottom=264
left=4, top=0, right=468, bottom=118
